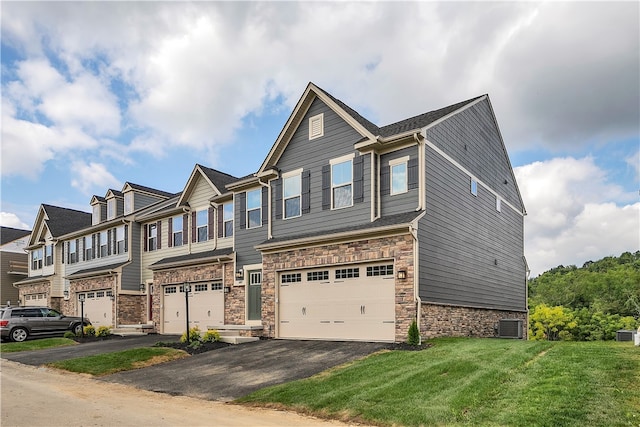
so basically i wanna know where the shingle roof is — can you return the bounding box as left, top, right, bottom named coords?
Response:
left=197, top=164, right=239, bottom=190
left=261, top=211, right=423, bottom=246
left=41, top=204, right=92, bottom=237
left=1, top=227, right=31, bottom=245
left=125, top=182, right=176, bottom=198
left=65, top=262, right=128, bottom=279
left=149, top=248, right=234, bottom=269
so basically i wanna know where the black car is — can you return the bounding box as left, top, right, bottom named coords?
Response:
left=0, top=306, right=90, bottom=342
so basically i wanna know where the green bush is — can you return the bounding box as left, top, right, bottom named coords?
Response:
left=83, top=325, right=96, bottom=337
left=180, top=326, right=202, bottom=343
left=96, top=326, right=112, bottom=337
left=202, top=329, right=220, bottom=343
left=407, top=320, right=420, bottom=346
left=63, top=331, right=76, bottom=339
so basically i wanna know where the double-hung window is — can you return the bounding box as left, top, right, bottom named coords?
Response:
left=173, top=215, right=183, bottom=246
left=100, top=231, right=108, bottom=257
left=147, top=224, right=157, bottom=251
left=92, top=204, right=101, bottom=225
left=44, top=244, right=53, bottom=266
left=283, top=172, right=301, bottom=219
left=69, top=240, right=77, bottom=264
left=124, top=192, right=134, bottom=214
left=31, top=249, right=43, bottom=270
left=390, top=157, right=408, bottom=195
left=84, top=236, right=92, bottom=260
left=223, top=203, right=233, bottom=237
left=116, top=226, right=126, bottom=254
left=197, top=210, right=208, bottom=242
left=247, top=189, right=262, bottom=228
left=107, top=199, right=116, bottom=220
left=331, top=158, right=353, bottom=209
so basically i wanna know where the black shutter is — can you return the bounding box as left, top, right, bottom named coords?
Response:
left=302, top=170, right=311, bottom=214
left=107, top=230, right=112, bottom=255
left=183, top=214, right=189, bottom=241
left=239, top=192, right=246, bottom=229
left=353, top=155, right=364, bottom=203
left=381, top=165, right=391, bottom=196
left=92, top=234, right=96, bottom=259
left=143, top=224, right=148, bottom=252
left=262, top=187, right=268, bottom=226
left=274, top=179, right=282, bottom=220
left=63, top=242, right=67, bottom=264
left=217, top=205, right=224, bottom=238
left=81, top=237, right=85, bottom=262
left=156, top=220, right=162, bottom=250
left=124, top=225, right=129, bottom=252
left=408, top=157, right=419, bottom=189
left=322, top=164, right=331, bottom=210
left=208, top=206, right=215, bottom=240
left=191, top=212, right=196, bottom=243
left=168, top=217, right=173, bottom=248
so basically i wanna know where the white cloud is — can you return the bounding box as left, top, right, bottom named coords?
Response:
left=515, top=157, right=640, bottom=275
left=0, top=212, right=30, bottom=229
left=70, top=161, right=121, bottom=195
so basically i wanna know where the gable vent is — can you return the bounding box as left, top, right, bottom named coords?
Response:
left=309, top=113, right=324, bottom=140
left=497, top=319, right=523, bottom=339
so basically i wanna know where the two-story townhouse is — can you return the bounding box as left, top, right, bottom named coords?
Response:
left=227, top=83, right=527, bottom=342
left=14, top=205, right=91, bottom=310
left=144, top=165, right=241, bottom=335
left=58, top=183, right=174, bottom=328
left=1, top=227, right=31, bottom=306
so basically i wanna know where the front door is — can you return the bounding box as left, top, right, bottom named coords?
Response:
left=247, top=270, right=262, bottom=321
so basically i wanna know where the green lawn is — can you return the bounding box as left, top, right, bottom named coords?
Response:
left=238, top=338, right=640, bottom=426
left=0, top=337, right=77, bottom=353
left=46, top=347, right=188, bottom=376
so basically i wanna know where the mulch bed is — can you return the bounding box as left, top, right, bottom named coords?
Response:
left=154, top=340, right=231, bottom=355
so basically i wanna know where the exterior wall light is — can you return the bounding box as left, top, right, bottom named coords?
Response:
left=235, top=269, right=244, bottom=280
left=140, top=283, right=146, bottom=293
left=63, top=290, right=69, bottom=299
left=397, top=270, right=407, bottom=280
left=224, top=286, right=231, bottom=294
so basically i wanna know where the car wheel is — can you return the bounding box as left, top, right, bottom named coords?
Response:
left=73, top=323, right=83, bottom=335
left=10, top=327, right=28, bottom=342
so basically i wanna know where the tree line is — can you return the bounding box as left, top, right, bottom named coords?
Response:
left=528, top=251, right=640, bottom=340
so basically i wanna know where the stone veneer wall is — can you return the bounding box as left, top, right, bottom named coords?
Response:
left=152, top=262, right=234, bottom=333
left=17, top=281, right=53, bottom=309
left=261, top=233, right=416, bottom=342
left=421, top=303, right=528, bottom=339
left=118, top=294, right=144, bottom=325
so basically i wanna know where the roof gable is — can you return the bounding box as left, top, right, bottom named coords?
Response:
left=41, top=204, right=92, bottom=237
left=177, top=164, right=238, bottom=207
left=122, top=182, right=175, bottom=199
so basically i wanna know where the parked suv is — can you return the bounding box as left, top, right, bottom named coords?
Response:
left=0, top=306, right=90, bottom=342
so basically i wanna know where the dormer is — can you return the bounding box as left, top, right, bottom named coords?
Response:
left=90, top=196, right=107, bottom=225
left=105, top=190, right=124, bottom=221
left=122, top=182, right=175, bottom=215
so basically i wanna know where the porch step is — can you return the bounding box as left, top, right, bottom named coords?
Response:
left=112, top=324, right=154, bottom=336
left=207, top=324, right=263, bottom=344
left=219, top=336, right=260, bottom=344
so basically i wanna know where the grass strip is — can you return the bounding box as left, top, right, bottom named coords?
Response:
left=46, top=347, right=188, bottom=376
left=238, top=338, right=639, bottom=426
left=0, top=337, right=77, bottom=353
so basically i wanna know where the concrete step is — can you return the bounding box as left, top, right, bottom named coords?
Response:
left=219, top=336, right=260, bottom=345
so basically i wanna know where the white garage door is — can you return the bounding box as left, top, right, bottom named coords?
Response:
left=163, top=283, right=224, bottom=335
left=24, top=293, right=46, bottom=307
left=78, top=290, right=113, bottom=328
left=279, top=263, right=396, bottom=342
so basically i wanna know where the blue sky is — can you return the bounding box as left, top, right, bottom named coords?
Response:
left=1, top=1, right=638, bottom=276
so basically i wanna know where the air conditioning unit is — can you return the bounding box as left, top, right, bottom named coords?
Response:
left=497, top=319, right=523, bottom=339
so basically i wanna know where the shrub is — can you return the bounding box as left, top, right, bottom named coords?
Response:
left=96, top=326, right=112, bottom=337
left=180, top=326, right=202, bottom=343
left=407, top=320, right=420, bottom=346
left=63, top=331, right=76, bottom=339
left=83, top=325, right=96, bottom=337
left=202, top=330, right=220, bottom=343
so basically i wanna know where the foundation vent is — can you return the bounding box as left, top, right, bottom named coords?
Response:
left=497, top=319, right=523, bottom=339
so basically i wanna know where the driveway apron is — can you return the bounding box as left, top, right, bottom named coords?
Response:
left=100, top=339, right=387, bottom=401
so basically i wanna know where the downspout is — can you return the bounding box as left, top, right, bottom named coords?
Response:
left=414, top=132, right=425, bottom=211
left=258, top=180, right=273, bottom=240
left=182, top=206, right=192, bottom=255
left=375, top=153, right=381, bottom=221
left=113, top=273, right=118, bottom=328
left=410, top=223, right=422, bottom=345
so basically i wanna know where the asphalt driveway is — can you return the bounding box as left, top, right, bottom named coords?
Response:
left=2, top=336, right=387, bottom=402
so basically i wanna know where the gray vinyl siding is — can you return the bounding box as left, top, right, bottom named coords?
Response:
left=1, top=252, right=23, bottom=304
left=425, top=99, right=522, bottom=210
left=418, top=143, right=526, bottom=311
left=380, top=146, right=419, bottom=217
left=121, top=225, right=141, bottom=291
left=134, top=193, right=164, bottom=211
left=271, top=98, right=372, bottom=237
left=235, top=194, right=266, bottom=269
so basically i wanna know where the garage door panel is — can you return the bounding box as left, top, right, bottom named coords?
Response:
left=163, top=284, right=224, bottom=334
left=279, top=263, right=396, bottom=342
left=78, top=291, right=113, bottom=328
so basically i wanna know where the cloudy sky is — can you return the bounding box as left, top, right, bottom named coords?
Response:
left=1, top=1, right=638, bottom=276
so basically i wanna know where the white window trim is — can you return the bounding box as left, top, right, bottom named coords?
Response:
left=330, top=154, right=354, bottom=210
left=246, top=189, right=262, bottom=229
left=309, top=113, right=324, bottom=140
left=196, top=208, right=209, bottom=242
left=107, top=199, right=116, bottom=220
left=223, top=202, right=234, bottom=238
left=124, top=192, right=134, bottom=215
left=389, top=156, right=410, bottom=195
left=92, top=204, right=101, bottom=225
left=282, top=169, right=303, bottom=220
left=496, top=196, right=502, bottom=212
